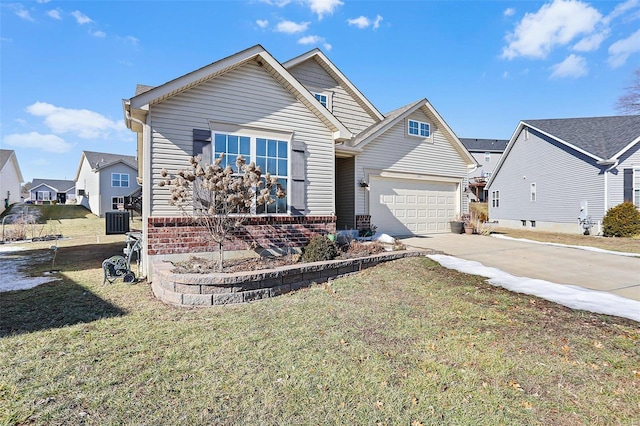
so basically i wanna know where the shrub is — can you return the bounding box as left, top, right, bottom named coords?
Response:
left=301, top=235, right=338, bottom=263
left=602, top=201, right=640, bottom=237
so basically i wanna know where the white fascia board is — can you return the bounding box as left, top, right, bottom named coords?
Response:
left=9, top=152, right=24, bottom=183
left=354, top=100, right=425, bottom=149
left=524, top=122, right=603, bottom=162
left=73, top=153, right=88, bottom=182
left=486, top=122, right=524, bottom=189
left=283, top=49, right=384, bottom=122
left=421, top=100, right=476, bottom=166
left=608, top=135, right=640, bottom=162
left=128, top=45, right=266, bottom=110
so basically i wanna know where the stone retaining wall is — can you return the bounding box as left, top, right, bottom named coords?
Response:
left=151, top=250, right=426, bottom=307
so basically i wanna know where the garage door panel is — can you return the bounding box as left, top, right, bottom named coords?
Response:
left=370, top=177, right=457, bottom=236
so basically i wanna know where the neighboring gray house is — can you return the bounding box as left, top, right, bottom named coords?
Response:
left=75, top=150, right=140, bottom=217
left=486, top=116, right=640, bottom=234
left=0, top=149, right=24, bottom=213
left=29, top=179, right=75, bottom=204
left=460, top=138, right=508, bottom=202
left=123, top=45, right=475, bottom=278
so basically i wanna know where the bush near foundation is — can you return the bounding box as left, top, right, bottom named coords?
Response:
left=301, top=235, right=338, bottom=263
left=602, top=201, right=640, bottom=237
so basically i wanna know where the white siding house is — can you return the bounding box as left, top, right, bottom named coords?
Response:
left=75, top=151, right=140, bottom=217
left=460, top=138, right=508, bottom=202
left=29, top=179, right=76, bottom=205
left=0, top=149, right=24, bottom=213
left=487, top=116, right=640, bottom=234
left=122, top=45, right=476, bottom=279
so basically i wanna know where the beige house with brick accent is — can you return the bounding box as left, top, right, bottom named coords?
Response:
left=123, top=45, right=476, bottom=279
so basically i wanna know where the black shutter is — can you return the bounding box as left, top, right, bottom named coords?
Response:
left=193, top=129, right=212, bottom=160
left=623, top=168, right=633, bottom=202
left=290, top=141, right=306, bottom=215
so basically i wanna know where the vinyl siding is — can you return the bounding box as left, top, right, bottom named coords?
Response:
left=489, top=128, right=606, bottom=224
left=76, top=158, right=101, bottom=216
left=611, top=142, right=640, bottom=209
left=469, top=151, right=501, bottom=178
left=354, top=110, right=468, bottom=215
left=335, top=157, right=355, bottom=229
left=0, top=157, right=22, bottom=211
left=288, top=59, right=377, bottom=134
left=99, top=163, right=140, bottom=217
left=148, top=60, right=335, bottom=217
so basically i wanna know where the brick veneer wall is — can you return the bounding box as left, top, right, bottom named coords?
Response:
left=147, top=215, right=336, bottom=256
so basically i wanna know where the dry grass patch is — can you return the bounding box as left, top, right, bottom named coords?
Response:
left=494, top=227, right=640, bottom=254
left=1, top=218, right=638, bottom=425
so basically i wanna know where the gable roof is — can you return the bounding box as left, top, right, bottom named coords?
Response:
left=345, top=98, right=476, bottom=165
left=460, top=138, right=508, bottom=153
left=283, top=48, right=384, bottom=123
left=31, top=179, right=75, bottom=192
left=75, top=151, right=138, bottom=181
left=523, top=116, right=640, bottom=161
left=0, top=149, right=24, bottom=183
left=123, top=44, right=352, bottom=141
left=487, top=115, right=640, bottom=189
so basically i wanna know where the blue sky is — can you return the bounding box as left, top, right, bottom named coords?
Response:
left=1, top=0, right=639, bottom=183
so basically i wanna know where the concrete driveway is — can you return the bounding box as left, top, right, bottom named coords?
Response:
left=401, top=234, right=640, bottom=302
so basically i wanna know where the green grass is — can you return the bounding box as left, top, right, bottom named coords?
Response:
left=0, top=218, right=639, bottom=425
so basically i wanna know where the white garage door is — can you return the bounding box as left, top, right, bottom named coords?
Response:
left=370, top=177, right=457, bottom=236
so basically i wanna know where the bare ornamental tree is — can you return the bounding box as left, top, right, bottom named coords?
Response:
left=616, top=67, right=640, bottom=115
left=159, top=153, right=285, bottom=272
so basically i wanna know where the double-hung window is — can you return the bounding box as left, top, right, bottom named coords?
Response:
left=112, top=196, right=125, bottom=210
left=408, top=119, right=430, bottom=138
left=37, top=191, right=51, bottom=201
left=492, top=190, right=500, bottom=208
left=530, top=183, right=536, bottom=202
left=112, top=173, right=129, bottom=188
left=201, top=125, right=290, bottom=214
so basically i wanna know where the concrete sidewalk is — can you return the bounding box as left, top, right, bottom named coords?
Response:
left=401, top=234, right=640, bottom=302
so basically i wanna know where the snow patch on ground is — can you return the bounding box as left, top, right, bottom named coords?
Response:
left=0, top=244, right=61, bottom=292
left=491, top=234, right=640, bottom=258
left=427, top=254, right=640, bottom=323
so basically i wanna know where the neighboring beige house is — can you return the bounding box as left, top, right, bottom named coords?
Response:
left=75, top=150, right=141, bottom=217
left=0, top=149, right=24, bottom=213
left=123, top=45, right=476, bottom=278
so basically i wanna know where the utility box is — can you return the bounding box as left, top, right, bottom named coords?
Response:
left=105, top=211, right=130, bottom=235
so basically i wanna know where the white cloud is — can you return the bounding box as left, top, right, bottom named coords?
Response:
left=3, top=132, right=72, bottom=153
left=91, top=30, right=106, bottom=38
left=306, top=0, right=343, bottom=19
left=276, top=20, right=310, bottom=34
left=502, top=0, right=602, bottom=59
left=549, top=53, right=588, bottom=78
left=608, top=28, right=640, bottom=67
left=347, top=16, right=370, bottom=29
left=298, top=35, right=331, bottom=51
left=71, top=10, right=93, bottom=25
left=603, top=0, right=640, bottom=24
left=26, top=102, right=124, bottom=139
left=125, top=35, right=139, bottom=45
left=258, top=0, right=290, bottom=6
left=504, top=8, right=516, bottom=17
left=36, top=0, right=51, bottom=3
left=347, top=14, right=383, bottom=30
left=256, top=19, right=269, bottom=28
left=12, top=4, right=34, bottom=21
left=47, top=9, right=62, bottom=20
left=373, top=15, right=383, bottom=29
left=573, top=30, right=609, bottom=51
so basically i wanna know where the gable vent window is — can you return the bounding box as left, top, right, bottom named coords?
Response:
left=408, top=119, right=430, bottom=138
left=484, top=152, right=491, bottom=162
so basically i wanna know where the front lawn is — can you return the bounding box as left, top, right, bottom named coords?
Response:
left=1, top=219, right=638, bottom=425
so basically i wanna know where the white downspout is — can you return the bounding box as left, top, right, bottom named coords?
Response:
left=125, top=109, right=150, bottom=279
left=600, top=159, right=619, bottom=220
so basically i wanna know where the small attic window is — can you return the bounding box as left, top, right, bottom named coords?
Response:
left=408, top=119, right=430, bottom=138
left=314, top=93, right=328, bottom=108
